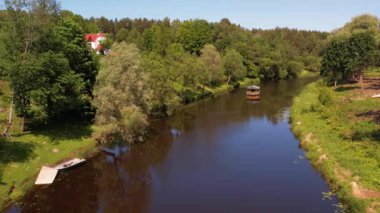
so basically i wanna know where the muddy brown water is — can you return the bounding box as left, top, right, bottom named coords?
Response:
left=6, top=78, right=339, bottom=213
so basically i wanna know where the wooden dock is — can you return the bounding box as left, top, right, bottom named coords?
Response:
left=54, top=158, right=86, bottom=171
left=35, top=158, right=86, bottom=185
left=35, top=166, right=58, bottom=185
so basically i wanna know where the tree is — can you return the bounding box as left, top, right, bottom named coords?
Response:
left=4, top=0, right=60, bottom=56
left=115, top=28, right=128, bottom=42
left=92, top=43, right=151, bottom=143
left=142, top=53, right=180, bottom=116
left=333, top=14, right=380, bottom=42
left=10, top=52, right=86, bottom=123
left=38, top=17, right=99, bottom=94
left=321, top=33, right=376, bottom=87
left=320, top=39, right=349, bottom=86
left=346, top=32, right=377, bottom=88
left=223, top=49, right=246, bottom=83
left=200, top=44, right=224, bottom=85
left=286, top=61, right=304, bottom=78
left=125, top=27, right=142, bottom=47
left=2, top=0, right=60, bottom=134
left=303, top=55, right=321, bottom=72
left=177, top=19, right=211, bottom=55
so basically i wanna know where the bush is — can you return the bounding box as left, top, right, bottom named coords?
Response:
left=318, top=87, right=335, bottom=106
left=286, top=61, right=304, bottom=78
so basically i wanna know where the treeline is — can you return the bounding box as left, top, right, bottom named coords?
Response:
left=0, top=0, right=328, bottom=143
left=86, top=16, right=328, bottom=142
left=0, top=1, right=99, bottom=130
left=83, top=16, right=328, bottom=80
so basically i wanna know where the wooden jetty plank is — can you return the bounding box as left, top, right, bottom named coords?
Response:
left=54, top=158, right=86, bottom=171
left=35, top=166, right=58, bottom=185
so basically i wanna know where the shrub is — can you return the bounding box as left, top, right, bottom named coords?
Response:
left=318, top=88, right=335, bottom=106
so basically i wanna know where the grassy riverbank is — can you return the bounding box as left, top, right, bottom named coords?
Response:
left=291, top=79, right=380, bottom=212
left=0, top=80, right=97, bottom=210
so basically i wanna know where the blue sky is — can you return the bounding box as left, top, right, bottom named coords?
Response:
left=2, top=0, right=380, bottom=31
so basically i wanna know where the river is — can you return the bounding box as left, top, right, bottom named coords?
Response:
left=7, top=77, right=338, bottom=213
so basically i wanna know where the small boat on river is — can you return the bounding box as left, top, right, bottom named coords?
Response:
left=247, top=85, right=260, bottom=100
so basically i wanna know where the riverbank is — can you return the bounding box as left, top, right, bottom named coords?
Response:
left=0, top=77, right=259, bottom=210
left=291, top=79, right=380, bottom=212
left=0, top=80, right=96, bottom=209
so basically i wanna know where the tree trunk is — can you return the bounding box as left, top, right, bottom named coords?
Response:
left=227, top=75, right=231, bottom=85
left=202, top=84, right=205, bottom=97
left=334, top=80, right=337, bottom=87
left=360, top=72, right=364, bottom=89
left=181, top=86, right=184, bottom=103
left=21, top=116, right=25, bottom=132
left=2, top=101, right=14, bottom=140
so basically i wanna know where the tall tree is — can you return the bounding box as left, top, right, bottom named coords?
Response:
left=346, top=33, right=377, bottom=88
left=177, top=19, right=211, bottom=55
left=142, top=53, right=180, bottom=116
left=93, top=43, right=151, bottom=143
left=115, top=27, right=128, bottom=42
left=223, top=49, right=246, bottom=83
left=320, top=33, right=377, bottom=87
left=3, top=0, right=60, bottom=135
left=10, top=52, right=86, bottom=122
left=200, top=44, right=224, bottom=86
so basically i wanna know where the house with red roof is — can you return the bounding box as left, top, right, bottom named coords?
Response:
left=84, top=33, right=107, bottom=54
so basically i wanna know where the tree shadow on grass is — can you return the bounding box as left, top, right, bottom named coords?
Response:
left=367, top=82, right=380, bottom=90
left=0, top=168, right=4, bottom=185
left=335, top=86, right=360, bottom=92
left=27, top=119, right=93, bottom=145
left=351, top=130, right=380, bottom=143
left=0, top=138, right=35, bottom=185
left=0, top=139, right=35, bottom=164
left=356, top=110, right=380, bottom=124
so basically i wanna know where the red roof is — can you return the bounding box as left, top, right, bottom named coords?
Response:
left=84, top=33, right=105, bottom=42
left=85, top=33, right=106, bottom=51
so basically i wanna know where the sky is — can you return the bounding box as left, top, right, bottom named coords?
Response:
left=2, top=0, right=380, bottom=31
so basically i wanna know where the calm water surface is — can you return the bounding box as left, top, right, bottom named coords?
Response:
left=7, top=78, right=338, bottom=213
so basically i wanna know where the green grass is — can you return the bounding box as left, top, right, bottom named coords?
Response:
left=291, top=81, right=380, bottom=212
left=365, top=67, right=380, bottom=78
left=0, top=81, right=96, bottom=210
left=0, top=123, right=96, bottom=210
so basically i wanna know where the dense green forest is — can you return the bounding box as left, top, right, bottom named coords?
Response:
left=0, top=0, right=330, bottom=143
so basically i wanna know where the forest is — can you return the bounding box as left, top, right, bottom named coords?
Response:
left=0, top=0, right=329, bottom=143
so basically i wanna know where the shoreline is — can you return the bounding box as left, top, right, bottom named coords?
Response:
left=1, top=73, right=319, bottom=210
left=0, top=77, right=259, bottom=211
left=290, top=81, right=380, bottom=212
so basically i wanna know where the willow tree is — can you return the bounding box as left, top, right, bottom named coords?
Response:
left=223, top=49, right=246, bottom=84
left=200, top=44, right=224, bottom=86
left=92, top=43, right=151, bottom=143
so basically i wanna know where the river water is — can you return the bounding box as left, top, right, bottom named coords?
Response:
left=7, top=77, right=338, bottom=213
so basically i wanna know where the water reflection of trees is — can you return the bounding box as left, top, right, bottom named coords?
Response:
left=13, top=121, right=174, bottom=213
left=93, top=121, right=174, bottom=213
left=171, top=78, right=316, bottom=134
left=12, top=78, right=315, bottom=212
